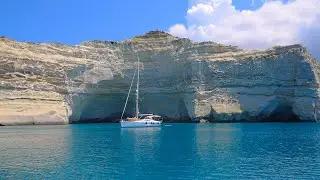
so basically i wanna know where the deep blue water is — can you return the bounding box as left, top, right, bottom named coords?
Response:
left=1, top=123, right=320, bottom=179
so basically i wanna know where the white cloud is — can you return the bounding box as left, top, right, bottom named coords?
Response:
left=168, top=24, right=189, bottom=38
left=169, top=0, right=320, bottom=59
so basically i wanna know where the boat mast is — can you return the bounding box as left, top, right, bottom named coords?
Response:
left=135, top=50, right=140, bottom=119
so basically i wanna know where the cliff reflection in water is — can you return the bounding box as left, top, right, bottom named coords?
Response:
left=0, top=125, right=71, bottom=179
left=70, top=124, right=197, bottom=179
left=1, top=123, right=320, bottom=179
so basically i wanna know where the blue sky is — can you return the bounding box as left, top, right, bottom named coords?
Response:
left=1, top=0, right=264, bottom=44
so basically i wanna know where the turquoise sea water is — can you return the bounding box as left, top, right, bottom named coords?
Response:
left=1, top=123, right=320, bottom=179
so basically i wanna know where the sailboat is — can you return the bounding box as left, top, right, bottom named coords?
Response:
left=120, top=50, right=162, bottom=128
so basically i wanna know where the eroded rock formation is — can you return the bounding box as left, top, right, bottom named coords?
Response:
left=1, top=31, right=320, bottom=125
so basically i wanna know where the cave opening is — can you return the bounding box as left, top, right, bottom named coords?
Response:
left=69, top=92, right=195, bottom=123
left=256, top=98, right=301, bottom=122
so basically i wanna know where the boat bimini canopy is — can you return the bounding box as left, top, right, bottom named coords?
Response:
left=139, top=114, right=154, bottom=117
left=139, top=114, right=161, bottom=119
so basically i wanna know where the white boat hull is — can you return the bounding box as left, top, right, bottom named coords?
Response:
left=120, top=120, right=162, bottom=128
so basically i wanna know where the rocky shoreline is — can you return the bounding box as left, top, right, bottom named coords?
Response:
left=1, top=31, right=320, bottom=125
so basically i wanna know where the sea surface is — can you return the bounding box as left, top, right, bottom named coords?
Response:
left=1, top=123, right=320, bottom=179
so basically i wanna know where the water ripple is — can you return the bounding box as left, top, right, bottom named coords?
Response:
left=1, top=123, right=320, bottom=179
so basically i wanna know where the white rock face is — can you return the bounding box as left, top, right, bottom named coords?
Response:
left=0, top=31, right=319, bottom=125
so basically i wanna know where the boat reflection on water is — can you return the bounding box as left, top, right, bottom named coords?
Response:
left=121, top=126, right=161, bottom=133
left=119, top=126, right=162, bottom=178
left=120, top=126, right=161, bottom=150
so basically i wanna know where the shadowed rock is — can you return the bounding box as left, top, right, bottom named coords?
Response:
left=256, top=98, right=301, bottom=122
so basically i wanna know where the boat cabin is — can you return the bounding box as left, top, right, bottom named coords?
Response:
left=126, top=114, right=162, bottom=121
left=139, top=114, right=162, bottom=121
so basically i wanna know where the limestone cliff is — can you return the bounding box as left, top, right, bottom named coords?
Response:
left=1, top=31, right=320, bottom=125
